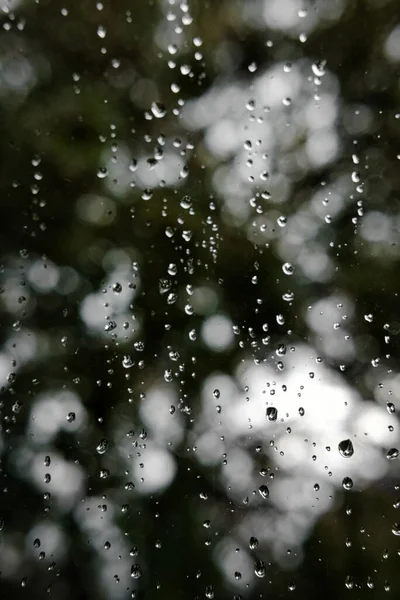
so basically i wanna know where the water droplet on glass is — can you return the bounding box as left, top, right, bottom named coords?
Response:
left=392, top=523, right=400, bottom=536
left=66, top=412, right=76, bottom=423
left=105, top=321, right=117, bottom=332
left=205, top=585, right=214, bottom=599
left=131, top=565, right=142, bottom=579
left=151, top=102, right=167, bottom=118
left=342, top=477, right=353, bottom=490
left=338, top=439, right=354, bottom=458
left=387, top=448, right=399, bottom=460
left=258, top=484, right=269, bottom=499
left=96, top=439, right=109, bottom=455
left=311, top=60, right=326, bottom=77
left=277, top=215, right=287, bottom=227
left=387, top=402, right=395, bottom=414
left=254, top=560, right=266, bottom=578
left=97, top=25, right=107, bottom=38
left=266, top=407, right=278, bottom=422
left=249, top=536, right=259, bottom=550
left=122, top=355, right=134, bottom=368
left=180, top=195, right=192, bottom=209
left=282, top=262, right=294, bottom=276
left=96, top=164, right=108, bottom=180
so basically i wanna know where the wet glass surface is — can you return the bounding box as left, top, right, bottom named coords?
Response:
left=0, top=1, right=400, bottom=598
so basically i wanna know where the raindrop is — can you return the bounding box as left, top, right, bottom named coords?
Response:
left=311, top=60, right=326, bottom=77
left=391, top=523, right=400, bottom=536
left=97, top=25, right=106, bottom=38
left=282, top=262, right=294, bottom=276
left=151, top=102, right=167, bottom=118
left=96, top=439, right=109, bottom=455
left=249, top=536, right=259, bottom=550
left=164, top=369, right=173, bottom=382
left=180, top=195, right=192, bottom=209
left=266, top=406, right=277, bottom=422
left=131, top=565, right=142, bottom=579
left=277, top=215, right=287, bottom=227
left=105, top=321, right=117, bottom=332
left=129, top=159, right=138, bottom=172
left=387, top=448, right=399, bottom=460
left=258, top=484, right=269, bottom=499
left=282, top=291, right=294, bottom=302
left=345, top=575, right=354, bottom=589
left=342, top=477, right=353, bottom=490
left=205, top=586, right=214, bottom=599
left=254, top=560, right=266, bottom=578
left=122, top=355, right=134, bottom=368
left=338, top=439, right=354, bottom=458
left=97, top=167, right=108, bottom=179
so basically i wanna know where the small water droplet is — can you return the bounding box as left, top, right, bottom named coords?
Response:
left=387, top=402, right=395, bottom=414
left=282, top=262, right=294, bottom=276
left=249, top=536, right=259, bottom=550
left=97, top=25, right=107, bottom=38
left=96, top=439, right=109, bottom=455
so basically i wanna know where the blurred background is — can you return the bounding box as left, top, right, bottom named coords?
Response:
left=0, top=0, right=400, bottom=598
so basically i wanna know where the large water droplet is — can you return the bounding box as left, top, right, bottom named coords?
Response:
left=282, top=262, right=294, bottom=275
left=254, top=560, right=266, bottom=578
left=266, top=406, right=278, bottom=422
left=342, top=477, right=353, bottom=490
left=97, top=167, right=108, bottom=179
left=151, top=102, right=167, bottom=118
left=392, top=523, right=400, bottom=536
left=338, top=439, right=354, bottom=458
left=311, top=60, right=326, bottom=77
left=387, top=448, right=399, bottom=460
left=131, top=564, right=142, bottom=579
left=258, top=484, right=269, bottom=499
